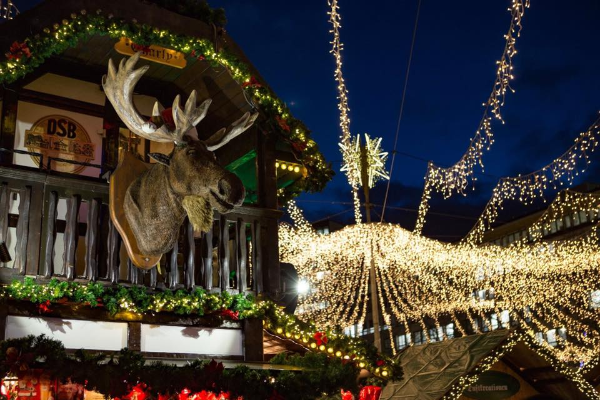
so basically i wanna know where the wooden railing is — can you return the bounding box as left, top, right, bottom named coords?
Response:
left=0, top=166, right=281, bottom=294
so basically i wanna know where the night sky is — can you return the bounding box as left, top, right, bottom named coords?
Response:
left=13, top=0, right=600, bottom=240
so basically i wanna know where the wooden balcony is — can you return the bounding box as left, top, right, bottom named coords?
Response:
left=0, top=165, right=281, bottom=295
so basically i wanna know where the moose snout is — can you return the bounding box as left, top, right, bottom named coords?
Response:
left=218, top=174, right=245, bottom=206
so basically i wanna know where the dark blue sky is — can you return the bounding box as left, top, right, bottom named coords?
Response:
left=14, top=0, right=600, bottom=239
left=219, top=0, right=600, bottom=239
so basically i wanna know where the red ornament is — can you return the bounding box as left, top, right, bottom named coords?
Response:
left=359, top=386, right=381, bottom=400
left=291, top=141, right=307, bottom=153
left=313, top=331, right=328, bottom=346
left=241, top=77, right=261, bottom=88
left=375, top=360, right=385, bottom=367
left=6, top=41, right=31, bottom=60
left=275, top=116, right=291, bottom=133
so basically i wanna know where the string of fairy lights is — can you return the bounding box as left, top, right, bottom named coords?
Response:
left=328, top=0, right=363, bottom=223
left=280, top=199, right=600, bottom=363
left=414, top=0, right=530, bottom=234
left=464, top=114, right=600, bottom=244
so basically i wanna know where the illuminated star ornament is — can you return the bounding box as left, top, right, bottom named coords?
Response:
left=340, top=133, right=389, bottom=189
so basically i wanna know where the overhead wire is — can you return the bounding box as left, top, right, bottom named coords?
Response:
left=380, top=0, right=422, bottom=222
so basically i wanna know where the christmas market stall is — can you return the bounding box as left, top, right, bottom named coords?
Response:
left=0, top=0, right=402, bottom=398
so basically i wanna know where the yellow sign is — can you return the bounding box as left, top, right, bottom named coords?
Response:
left=25, top=115, right=95, bottom=174
left=114, top=37, right=187, bottom=69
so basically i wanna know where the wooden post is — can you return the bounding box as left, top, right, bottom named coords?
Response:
left=255, top=128, right=280, bottom=296
left=251, top=220, right=262, bottom=293
left=243, top=318, right=263, bottom=362
left=0, top=88, right=17, bottom=166
left=127, top=322, right=141, bottom=352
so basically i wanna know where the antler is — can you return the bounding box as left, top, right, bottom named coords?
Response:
left=102, top=52, right=211, bottom=144
left=205, top=112, right=259, bottom=151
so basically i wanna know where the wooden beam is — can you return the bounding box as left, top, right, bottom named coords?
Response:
left=18, top=88, right=105, bottom=118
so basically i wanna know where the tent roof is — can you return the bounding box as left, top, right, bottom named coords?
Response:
left=380, top=330, right=595, bottom=400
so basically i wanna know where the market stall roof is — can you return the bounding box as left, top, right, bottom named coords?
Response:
left=0, top=0, right=332, bottom=201
left=380, top=330, right=594, bottom=400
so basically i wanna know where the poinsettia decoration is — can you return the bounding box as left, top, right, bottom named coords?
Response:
left=220, top=309, right=239, bottom=321
left=6, top=41, right=31, bottom=60
left=38, top=300, right=52, bottom=314
left=275, top=116, right=290, bottom=133
left=241, top=76, right=261, bottom=88
left=191, top=50, right=206, bottom=61
left=313, top=331, right=328, bottom=346
left=131, top=42, right=151, bottom=54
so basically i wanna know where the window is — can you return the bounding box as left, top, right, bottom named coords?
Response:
left=590, top=290, right=600, bottom=309
left=580, top=210, right=588, bottom=224
left=556, top=219, right=564, bottom=231
left=565, top=215, right=572, bottom=228
left=444, top=323, right=455, bottom=339
left=500, top=310, right=510, bottom=326
left=546, top=329, right=558, bottom=346
left=413, top=330, right=426, bottom=345
left=396, top=333, right=411, bottom=350
left=490, top=314, right=499, bottom=330
left=428, top=327, right=443, bottom=342
left=574, top=212, right=581, bottom=226
left=550, top=220, right=557, bottom=233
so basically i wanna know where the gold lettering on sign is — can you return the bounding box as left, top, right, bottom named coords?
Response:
left=114, top=37, right=187, bottom=69
left=25, top=115, right=95, bottom=174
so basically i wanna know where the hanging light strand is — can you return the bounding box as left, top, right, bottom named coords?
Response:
left=414, top=0, right=530, bottom=234
left=328, top=0, right=362, bottom=223
left=464, top=113, right=600, bottom=244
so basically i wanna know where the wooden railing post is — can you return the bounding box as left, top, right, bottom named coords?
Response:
left=14, top=186, right=31, bottom=275
left=84, top=198, right=101, bottom=281
left=251, top=220, right=262, bottom=293
left=219, top=215, right=230, bottom=292
left=236, top=217, right=247, bottom=292
left=41, top=191, right=58, bottom=278
left=63, top=194, right=81, bottom=280
left=0, top=183, right=9, bottom=268
left=107, top=219, right=121, bottom=284
left=201, top=228, right=213, bottom=290
left=183, top=218, right=195, bottom=290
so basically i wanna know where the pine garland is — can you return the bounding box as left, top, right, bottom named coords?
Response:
left=0, top=279, right=401, bottom=382
left=0, top=335, right=359, bottom=399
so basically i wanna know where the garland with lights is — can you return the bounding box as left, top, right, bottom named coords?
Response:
left=0, top=335, right=363, bottom=400
left=463, top=113, right=600, bottom=244
left=0, top=278, right=401, bottom=381
left=280, top=202, right=600, bottom=362
left=441, top=331, right=599, bottom=400
left=0, top=9, right=333, bottom=202
left=414, top=0, right=530, bottom=234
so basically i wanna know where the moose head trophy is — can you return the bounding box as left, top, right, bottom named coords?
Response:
left=103, top=52, right=257, bottom=266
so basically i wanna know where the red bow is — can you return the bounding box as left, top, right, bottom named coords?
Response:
left=6, top=41, right=31, bottom=60
left=313, top=331, right=328, bottom=346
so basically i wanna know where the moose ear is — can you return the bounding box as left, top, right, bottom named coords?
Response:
left=148, top=153, right=171, bottom=166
